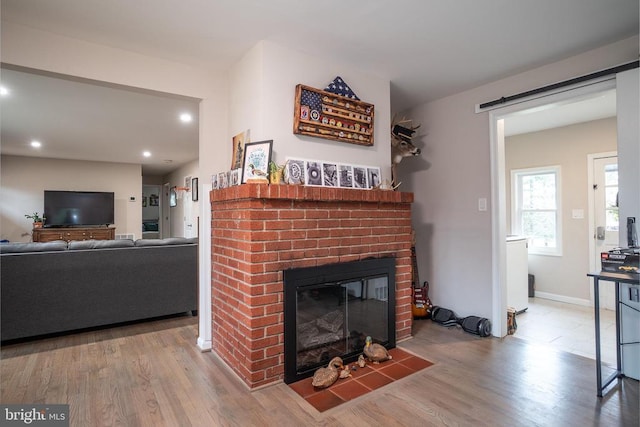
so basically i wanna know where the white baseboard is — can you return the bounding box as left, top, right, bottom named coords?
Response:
left=197, top=337, right=212, bottom=352
left=534, top=291, right=591, bottom=307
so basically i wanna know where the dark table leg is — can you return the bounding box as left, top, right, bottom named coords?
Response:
left=594, top=278, right=625, bottom=397
left=594, top=277, right=603, bottom=396
left=614, top=281, right=622, bottom=374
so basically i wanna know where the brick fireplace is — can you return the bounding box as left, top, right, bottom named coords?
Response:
left=210, top=184, right=414, bottom=388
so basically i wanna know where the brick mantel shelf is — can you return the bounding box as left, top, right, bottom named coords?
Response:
left=210, top=183, right=414, bottom=388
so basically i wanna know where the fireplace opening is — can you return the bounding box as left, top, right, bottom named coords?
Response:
left=283, top=257, right=396, bottom=384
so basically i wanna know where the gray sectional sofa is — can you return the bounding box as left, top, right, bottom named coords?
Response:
left=1, top=237, right=198, bottom=342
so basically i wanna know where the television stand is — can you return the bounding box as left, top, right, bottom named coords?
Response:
left=33, top=226, right=115, bottom=243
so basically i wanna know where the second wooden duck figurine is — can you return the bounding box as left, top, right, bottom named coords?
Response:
left=311, top=357, right=344, bottom=388
left=363, top=336, right=393, bottom=363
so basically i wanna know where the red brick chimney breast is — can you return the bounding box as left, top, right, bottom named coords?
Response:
left=210, top=184, right=414, bottom=388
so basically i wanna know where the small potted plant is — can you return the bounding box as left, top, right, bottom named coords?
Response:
left=269, top=161, right=284, bottom=185
left=25, top=212, right=46, bottom=228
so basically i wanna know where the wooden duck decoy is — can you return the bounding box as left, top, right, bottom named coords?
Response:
left=363, top=336, right=392, bottom=364
left=311, top=357, right=344, bottom=388
left=339, top=366, right=352, bottom=379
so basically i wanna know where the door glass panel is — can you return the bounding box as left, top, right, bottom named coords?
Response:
left=604, top=165, right=618, bottom=186
left=604, top=166, right=619, bottom=231
left=606, top=210, right=619, bottom=230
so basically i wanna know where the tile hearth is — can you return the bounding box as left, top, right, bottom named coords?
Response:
left=288, top=347, right=434, bottom=412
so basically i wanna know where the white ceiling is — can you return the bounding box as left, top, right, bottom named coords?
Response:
left=1, top=68, right=199, bottom=175
left=0, top=0, right=637, bottom=174
left=504, top=88, right=617, bottom=137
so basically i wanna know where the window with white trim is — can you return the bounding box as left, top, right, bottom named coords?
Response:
left=511, top=166, right=562, bottom=256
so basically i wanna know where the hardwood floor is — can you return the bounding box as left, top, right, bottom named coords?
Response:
left=1, top=315, right=638, bottom=426
left=515, top=297, right=618, bottom=365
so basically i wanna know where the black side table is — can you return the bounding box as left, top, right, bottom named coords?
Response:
left=587, top=271, right=639, bottom=397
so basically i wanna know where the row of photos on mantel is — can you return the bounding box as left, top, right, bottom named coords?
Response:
left=212, top=159, right=381, bottom=190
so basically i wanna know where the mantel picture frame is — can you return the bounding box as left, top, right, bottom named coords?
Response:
left=241, top=140, right=273, bottom=183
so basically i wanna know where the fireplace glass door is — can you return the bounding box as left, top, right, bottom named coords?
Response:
left=284, top=258, right=396, bottom=383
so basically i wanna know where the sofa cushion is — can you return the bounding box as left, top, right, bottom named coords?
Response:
left=135, top=237, right=198, bottom=247
left=173, top=237, right=198, bottom=245
left=0, top=241, right=68, bottom=253
left=68, top=239, right=135, bottom=250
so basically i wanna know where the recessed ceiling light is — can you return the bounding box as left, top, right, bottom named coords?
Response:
left=143, top=151, right=151, bottom=157
left=179, top=113, right=193, bottom=123
left=31, top=140, right=42, bottom=148
left=0, top=86, right=9, bottom=97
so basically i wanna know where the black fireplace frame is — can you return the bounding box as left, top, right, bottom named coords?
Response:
left=283, top=257, right=396, bottom=384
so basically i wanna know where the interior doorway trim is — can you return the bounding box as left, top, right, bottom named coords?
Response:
left=197, top=182, right=212, bottom=351
left=488, top=78, right=617, bottom=337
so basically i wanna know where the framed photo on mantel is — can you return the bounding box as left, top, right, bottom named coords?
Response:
left=241, top=140, right=272, bottom=183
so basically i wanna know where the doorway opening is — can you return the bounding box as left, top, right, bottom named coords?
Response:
left=142, top=184, right=162, bottom=239
left=588, top=153, right=619, bottom=310
left=489, top=79, right=618, bottom=345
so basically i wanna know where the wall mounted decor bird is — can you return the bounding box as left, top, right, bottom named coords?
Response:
left=363, top=336, right=392, bottom=364
left=311, top=357, right=344, bottom=388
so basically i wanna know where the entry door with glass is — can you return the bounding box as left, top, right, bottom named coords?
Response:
left=593, top=156, right=619, bottom=310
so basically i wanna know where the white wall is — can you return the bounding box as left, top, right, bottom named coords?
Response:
left=230, top=41, right=392, bottom=179
left=0, top=155, right=141, bottom=242
left=400, top=36, right=638, bottom=320
left=617, top=68, right=640, bottom=246
left=506, top=118, right=617, bottom=302
left=229, top=42, right=263, bottom=154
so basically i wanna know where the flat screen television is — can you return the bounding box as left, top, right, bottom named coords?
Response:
left=44, top=190, right=115, bottom=227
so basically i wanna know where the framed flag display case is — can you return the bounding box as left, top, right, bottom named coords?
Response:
left=293, top=83, right=374, bottom=146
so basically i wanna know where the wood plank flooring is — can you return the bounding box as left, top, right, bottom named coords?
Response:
left=1, top=315, right=638, bottom=426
